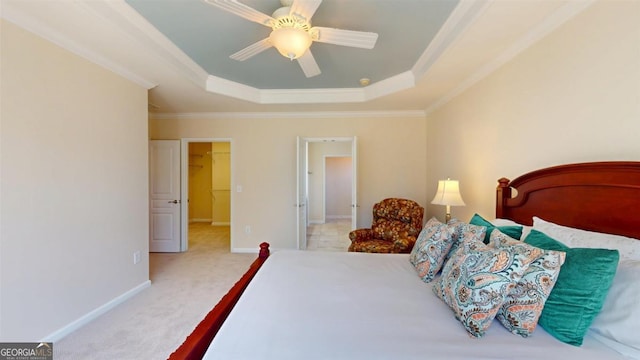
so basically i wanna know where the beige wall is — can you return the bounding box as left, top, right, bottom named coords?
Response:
left=0, top=20, right=149, bottom=340
left=150, top=115, right=428, bottom=251
left=325, top=157, right=353, bottom=219
left=425, top=1, right=640, bottom=223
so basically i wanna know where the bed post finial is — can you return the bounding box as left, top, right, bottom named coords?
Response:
left=259, top=242, right=270, bottom=259
left=496, top=178, right=511, bottom=218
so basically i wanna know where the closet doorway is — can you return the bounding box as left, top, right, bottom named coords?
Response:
left=182, top=139, right=232, bottom=251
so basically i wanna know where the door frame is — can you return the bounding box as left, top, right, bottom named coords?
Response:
left=297, top=136, right=358, bottom=250
left=180, top=138, right=233, bottom=252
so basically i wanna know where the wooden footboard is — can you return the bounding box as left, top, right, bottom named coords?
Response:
left=168, top=242, right=270, bottom=360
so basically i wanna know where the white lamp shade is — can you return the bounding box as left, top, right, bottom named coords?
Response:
left=431, top=179, right=465, bottom=206
left=269, top=27, right=312, bottom=60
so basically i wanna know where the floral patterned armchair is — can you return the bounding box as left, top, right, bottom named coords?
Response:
left=348, top=198, right=424, bottom=253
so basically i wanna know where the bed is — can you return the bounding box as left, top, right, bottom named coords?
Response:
left=169, top=161, right=640, bottom=360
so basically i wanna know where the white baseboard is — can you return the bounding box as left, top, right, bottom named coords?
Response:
left=211, top=221, right=230, bottom=226
left=41, top=280, right=151, bottom=342
left=189, top=218, right=212, bottom=223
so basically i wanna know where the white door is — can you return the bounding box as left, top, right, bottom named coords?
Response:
left=296, top=137, right=308, bottom=250
left=149, top=140, right=181, bottom=252
left=351, top=136, right=358, bottom=230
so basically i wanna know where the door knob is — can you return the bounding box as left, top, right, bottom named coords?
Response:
left=168, top=200, right=181, bottom=204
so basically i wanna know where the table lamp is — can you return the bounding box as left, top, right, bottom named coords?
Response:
left=431, top=178, right=465, bottom=223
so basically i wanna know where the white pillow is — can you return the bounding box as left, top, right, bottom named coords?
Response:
left=532, top=216, right=640, bottom=261
left=588, top=260, right=640, bottom=358
left=531, top=217, right=640, bottom=357
left=491, top=218, right=532, bottom=240
left=491, top=218, right=522, bottom=227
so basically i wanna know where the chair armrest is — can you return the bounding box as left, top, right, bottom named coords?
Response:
left=393, top=234, right=417, bottom=253
left=349, top=229, right=374, bottom=242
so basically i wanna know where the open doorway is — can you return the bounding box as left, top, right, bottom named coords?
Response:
left=305, top=141, right=353, bottom=251
left=182, top=139, right=232, bottom=252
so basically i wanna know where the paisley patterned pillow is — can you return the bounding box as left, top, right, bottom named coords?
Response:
left=433, top=237, right=532, bottom=338
left=446, top=219, right=487, bottom=262
left=489, top=230, right=545, bottom=268
left=489, top=230, right=566, bottom=337
left=409, top=217, right=452, bottom=282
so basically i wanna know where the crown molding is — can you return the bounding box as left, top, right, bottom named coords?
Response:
left=365, top=71, right=416, bottom=100
left=412, top=0, right=491, bottom=79
left=80, top=0, right=209, bottom=88
left=149, top=110, right=426, bottom=120
left=260, top=88, right=366, bottom=104
left=198, top=1, right=489, bottom=104
left=3, top=0, right=593, bottom=114
left=1, top=1, right=157, bottom=89
left=0, top=0, right=488, bottom=106
left=206, top=75, right=262, bottom=101
left=206, top=70, right=417, bottom=104
left=424, top=0, right=596, bottom=115
left=86, top=1, right=479, bottom=105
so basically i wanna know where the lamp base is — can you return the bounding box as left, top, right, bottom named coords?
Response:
left=445, top=204, right=452, bottom=224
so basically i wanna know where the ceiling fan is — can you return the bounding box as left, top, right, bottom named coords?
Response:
left=205, top=0, right=379, bottom=78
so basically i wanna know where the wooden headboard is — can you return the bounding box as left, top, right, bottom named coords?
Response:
left=496, top=161, right=640, bottom=240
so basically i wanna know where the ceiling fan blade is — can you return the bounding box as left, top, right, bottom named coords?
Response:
left=289, top=0, right=322, bottom=22
left=297, top=50, right=321, bottom=78
left=230, top=38, right=273, bottom=61
left=312, top=27, right=378, bottom=49
left=204, top=0, right=274, bottom=27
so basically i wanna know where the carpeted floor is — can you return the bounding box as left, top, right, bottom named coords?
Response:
left=54, top=223, right=254, bottom=360
left=53, top=221, right=348, bottom=359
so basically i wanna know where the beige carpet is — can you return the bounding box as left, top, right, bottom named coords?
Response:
left=53, top=222, right=348, bottom=359
left=54, top=223, right=254, bottom=360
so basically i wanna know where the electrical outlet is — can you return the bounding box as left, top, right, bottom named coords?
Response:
left=245, top=225, right=251, bottom=234
left=133, top=251, right=141, bottom=264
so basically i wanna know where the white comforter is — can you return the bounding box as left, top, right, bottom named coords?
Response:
left=204, top=250, right=628, bottom=360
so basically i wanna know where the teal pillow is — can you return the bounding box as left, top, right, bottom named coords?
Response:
left=469, top=213, right=523, bottom=244
left=524, top=230, right=619, bottom=346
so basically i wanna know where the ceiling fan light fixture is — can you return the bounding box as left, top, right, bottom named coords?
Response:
left=269, top=26, right=312, bottom=60
left=207, top=0, right=378, bottom=77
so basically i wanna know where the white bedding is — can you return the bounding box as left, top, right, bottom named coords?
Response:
left=204, top=250, right=629, bottom=360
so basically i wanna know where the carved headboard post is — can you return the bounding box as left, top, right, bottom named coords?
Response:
left=496, top=177, right=511, bottom=219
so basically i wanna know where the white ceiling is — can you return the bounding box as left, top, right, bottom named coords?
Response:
left=1, top=0, right=594, bottom=116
